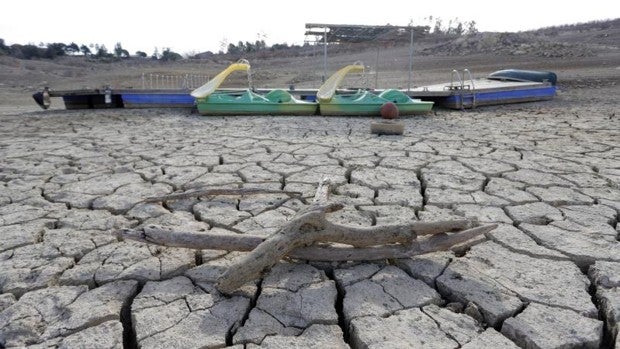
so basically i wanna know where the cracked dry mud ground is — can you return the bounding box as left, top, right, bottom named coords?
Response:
left=0, top=87, right=618, bottom=348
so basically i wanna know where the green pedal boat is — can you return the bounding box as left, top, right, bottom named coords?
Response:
left=192, top=60, right=317, bottom=116
left=195, top=89, right=318, bottom=116
left=317, top=63, right=434, bottom=116
left=319, top=89, right=434, bottom=116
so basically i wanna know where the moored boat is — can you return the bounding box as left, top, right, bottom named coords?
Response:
left=318, top=63, right=434, bottom=116
left=377, top=89, right=434, bottom=115
left=195, top=89, right=317, bottom=116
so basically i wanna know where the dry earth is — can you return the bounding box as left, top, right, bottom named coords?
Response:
left=0, top=26, right=619, bottom=349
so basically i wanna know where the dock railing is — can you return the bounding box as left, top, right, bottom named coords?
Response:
left=448, top=69, right=477, bottom=109
left=141, top=73, right=210, bottom=90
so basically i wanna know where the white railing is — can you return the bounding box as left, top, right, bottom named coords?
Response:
left=141, top=73, right=210, bottom=89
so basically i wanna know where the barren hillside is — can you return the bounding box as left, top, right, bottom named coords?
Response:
left=0, top=18, right=618, bottom=108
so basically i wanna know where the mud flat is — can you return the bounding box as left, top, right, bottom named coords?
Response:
left=0, top=57, right=619, bottom=348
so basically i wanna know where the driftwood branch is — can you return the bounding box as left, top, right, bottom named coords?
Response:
left=118, top=224, right=496, bottom=261
left=120, top=179, right=496, bottom=294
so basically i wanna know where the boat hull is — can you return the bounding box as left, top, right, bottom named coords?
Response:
left=62, top=94, right=123, bottom=109
left=196, top=89, right=318, bottom=116
left=196, top=103, right=318, bottom=116
left=320, top=90, right=434, bottom=116
left=319, top=102, right=433, bottom=116
left=121, top=93, right=194, bottom=108
left=441, top=85, right=556, bottom=109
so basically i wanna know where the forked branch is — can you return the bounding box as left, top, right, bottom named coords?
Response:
left=119, top=179, right=495, bottom=294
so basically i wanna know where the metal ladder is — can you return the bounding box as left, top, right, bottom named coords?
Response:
left=449, top=69, right=477, bottom=109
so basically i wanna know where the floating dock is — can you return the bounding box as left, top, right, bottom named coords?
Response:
left=33, top=69, right=557, bottom=111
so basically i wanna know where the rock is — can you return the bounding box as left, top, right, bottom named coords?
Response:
left=44, top=190, right=99, bottom=209
left=589, top=261, right=620, bottom=288
left=0, top=202, right=56, bottom=226
left=287, top=165, right=347, bottom=185
left=595, top=287, right=620, bottom=343
left=422, top=304, right=483, bottom=345
left=438, top=242, right=596, bottom=325
left=418, top=205, right=466, bottom=222
left=57, top=172, right=144, bottom=196
left=425, top=160, right=485, bottom=180
left=0, top=220, right=50, bottom=253
left=92, top=182, right=172, bottom=214
left=463, top=302, right=485, bottom=324
left=520, top=223, right=620, bottom=267
left=0, top=294, right=16, bottom=312
left=359, top=204, right=418, bottom=225
left=44, top=280, right=138, bottom=339
left=561, top=172, right=612, bottom=187
left=0, top=281, right=136, bottom=347
left=335, top=183, right=375, bottom=202
left=552, top=216, right=618, bottom=238
left=42, top=228, right=117, bottom=259
left=154, top=154, right=220, bottom=167
left=132, top=276, right=250, bottom=349
left=141, top=211, right=210, bottom=231
left=422, top=172, right=485, bottom=191
left=245, top=324, right=347, bottom=348
left=261, top=162, right=307, bottom=176
left=262, top=263, right=328, bottom=291
left=485, top=178, right=539, bottom=205
left=155, top=165, right=209, bottom=188
left=234, top=206, right=299, bottom=236
left=380, top=154, right=448, bottom=171
left=504, top=202, right=563, bottom=224
left=349, top=308, right=458, bottom=348
left=426, top=188, right=476, bottom=207
left=350, top=166, right=421, bottom=189
left=503, top=169, right=573, bottom=187
left=234, top=308, right=302, bottom=345
left=561, top=204, right=618, bottom=227
left=461, top=328, right=520, bottom=349
left=234, top=264, right=337, bottom=344
left=57, top=209, right=131, bottom=231
left=437, top=257, right=522, bottom=327
left=445, top=302, right=464, bottom=313
left=0, top=244, right=75, bottom=297
left=471, top=191, right=511, bottom=206
left=56, top=320, right=124, bottom=349
left=337, top=265, right=442, bottom=322
left=457, top=157, right=515, bottom=176
left=254, top=281, right=337, bottom=328
left=486, top=224, right=569, bottom=260
left=579, top=187, right=620, bottom=202
left=194, top=199, right=252, bottom=227
left=0, top=286, right=85, bottom=347
left=374, top=186, right=423, bottom=209
left=501, top=303, right=603, bottom=349
left=526, top=186, right=594, bottom=206
left=59, top=241, right=194, bottom=287
left=454, top=204, right=513, bottom=224
left=238, top=191, right=293, bottom=216
left=469, top=242, right=596, bottom=316
left=394, top=251, right=454, bottom=287
left=187, top=172, right=243, bottom=188
left=333, top=263, right=382, bottom=288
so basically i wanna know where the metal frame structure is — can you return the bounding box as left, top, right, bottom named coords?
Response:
left=304, top=23, right=430, bottom=90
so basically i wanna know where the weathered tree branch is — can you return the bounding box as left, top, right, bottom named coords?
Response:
left=121, top=179, right=496, bottom=294
left=124, top=224, right=491, bottom=261
left=118, top=218, right=475, bottom=251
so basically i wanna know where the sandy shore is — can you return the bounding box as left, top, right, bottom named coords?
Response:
left=0, top=66, right=619, bottom=348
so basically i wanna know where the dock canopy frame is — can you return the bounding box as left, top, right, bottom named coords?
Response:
left=304, top=23, right=430, bottom=90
